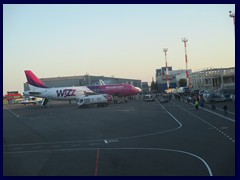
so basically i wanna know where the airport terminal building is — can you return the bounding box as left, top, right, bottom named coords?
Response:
left=155, top=66, right=235, bottom=94
left=190, top=67, right=235, bottom=94
left=24, top=74, right=142, bottom=91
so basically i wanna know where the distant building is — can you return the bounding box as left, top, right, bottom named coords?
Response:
left=156, top=67, right=192, bottom=93
left=141, top=82, right=149, bottom=94
left=4, top=91, right=22, bottom=104
left=155, top=66, right=235, bottom=94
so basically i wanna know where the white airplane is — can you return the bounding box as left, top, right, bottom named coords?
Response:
left=23, top=70, right=93, bottom=107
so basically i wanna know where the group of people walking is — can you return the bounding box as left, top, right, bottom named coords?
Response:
left=194, top=99, right=228, bottom=115
left=174, top=93, right=229, bottom=115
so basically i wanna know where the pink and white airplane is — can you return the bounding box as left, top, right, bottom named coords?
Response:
left=23, top=70, right=93, bottom=107
left=24, top=70, right=142, bottom=107
left=87, top=83, right=142, bottom=97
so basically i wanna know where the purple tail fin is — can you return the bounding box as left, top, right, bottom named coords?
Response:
left=25, top=70, right=48, bottom=88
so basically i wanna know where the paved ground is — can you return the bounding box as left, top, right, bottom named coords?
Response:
left=3, top=98, right=235, bottom=176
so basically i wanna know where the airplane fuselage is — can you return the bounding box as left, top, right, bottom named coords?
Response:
left=87, top=84, right=141, bottom=97
left=24, top=86, right=91, bottom=100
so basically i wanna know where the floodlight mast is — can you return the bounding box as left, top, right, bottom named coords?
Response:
left=182, top=38, right=189, bottom=87
left=229, top=11, right=235, bottom=37
left=163, top=48, right=169, bottom=90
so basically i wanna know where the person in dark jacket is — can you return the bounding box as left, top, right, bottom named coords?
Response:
left=223, top=104, right=228, bottom=115
left=211, top=102, right=216, bottom=110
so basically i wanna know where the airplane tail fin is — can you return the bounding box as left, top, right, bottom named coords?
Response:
left=24, top=70, right=48, bottom=88
left=99, top=79, right=106, bottom=85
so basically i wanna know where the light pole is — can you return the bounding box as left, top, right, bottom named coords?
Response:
left=163, top=48, right=169, bottom=90
left=182, top=38, right=189, bottom=87
left=229, top=11, right=235, bottom=37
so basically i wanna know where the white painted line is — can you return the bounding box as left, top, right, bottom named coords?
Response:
left=204, top=104, right=235, bottom=115
left=5, top=109, right=20, bottom=118
left=155, top=99, right=183, bottom=129
left=3, top=147, right=213, bottom=176
left=107, top=139, right=119, bottom=143
left=170, top=101, right=235, bottom=143
left=182, top=101, right=235, bottom=122
left=200, top=107, right=235, bottom=123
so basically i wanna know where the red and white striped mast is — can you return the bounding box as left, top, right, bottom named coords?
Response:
left=163, top=48, right=169, bottom=90
left=182, top=38, right=189, bottom=87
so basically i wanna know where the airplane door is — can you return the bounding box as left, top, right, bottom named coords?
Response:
left=44, top=89, right=50, bottom=98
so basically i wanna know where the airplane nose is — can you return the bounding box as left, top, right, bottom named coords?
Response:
left=135, top=87, right=142, bottom=93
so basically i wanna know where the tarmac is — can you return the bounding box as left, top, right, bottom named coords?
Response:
left=3, top=98, right=235, bottom=176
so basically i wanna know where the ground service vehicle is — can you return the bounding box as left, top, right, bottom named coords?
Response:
left=221, top=94, right=232, bottom=101
left=144, top=94, right=154, bottom=102
left=20, top=97, right=42, bottom=105
left=178, top=87, right=190, bottom=94
left=77, top=94, right=108, bottom=108
left=206, top=94, right=226, bottom=103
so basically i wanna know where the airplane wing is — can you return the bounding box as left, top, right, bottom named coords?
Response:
left=83, top=91, right=96, bottom=96
left=28, top=91, right=42, bottom=95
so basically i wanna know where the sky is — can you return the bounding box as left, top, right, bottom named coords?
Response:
left=3, top=4, right=235, bottom=95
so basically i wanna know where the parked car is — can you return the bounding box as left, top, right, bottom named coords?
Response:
left=221, top=94, right=232, bottom=101
left=178, top=87, right=190, bottom=94
left=160, top=96, right=169, bottom=103
left=199, top=89, right=209, bottom=95
left=144, top=94, right=154, bottom=102
left=230, top=94, right=235, bottom=102
left=206, top=94, right=226, bottom=103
